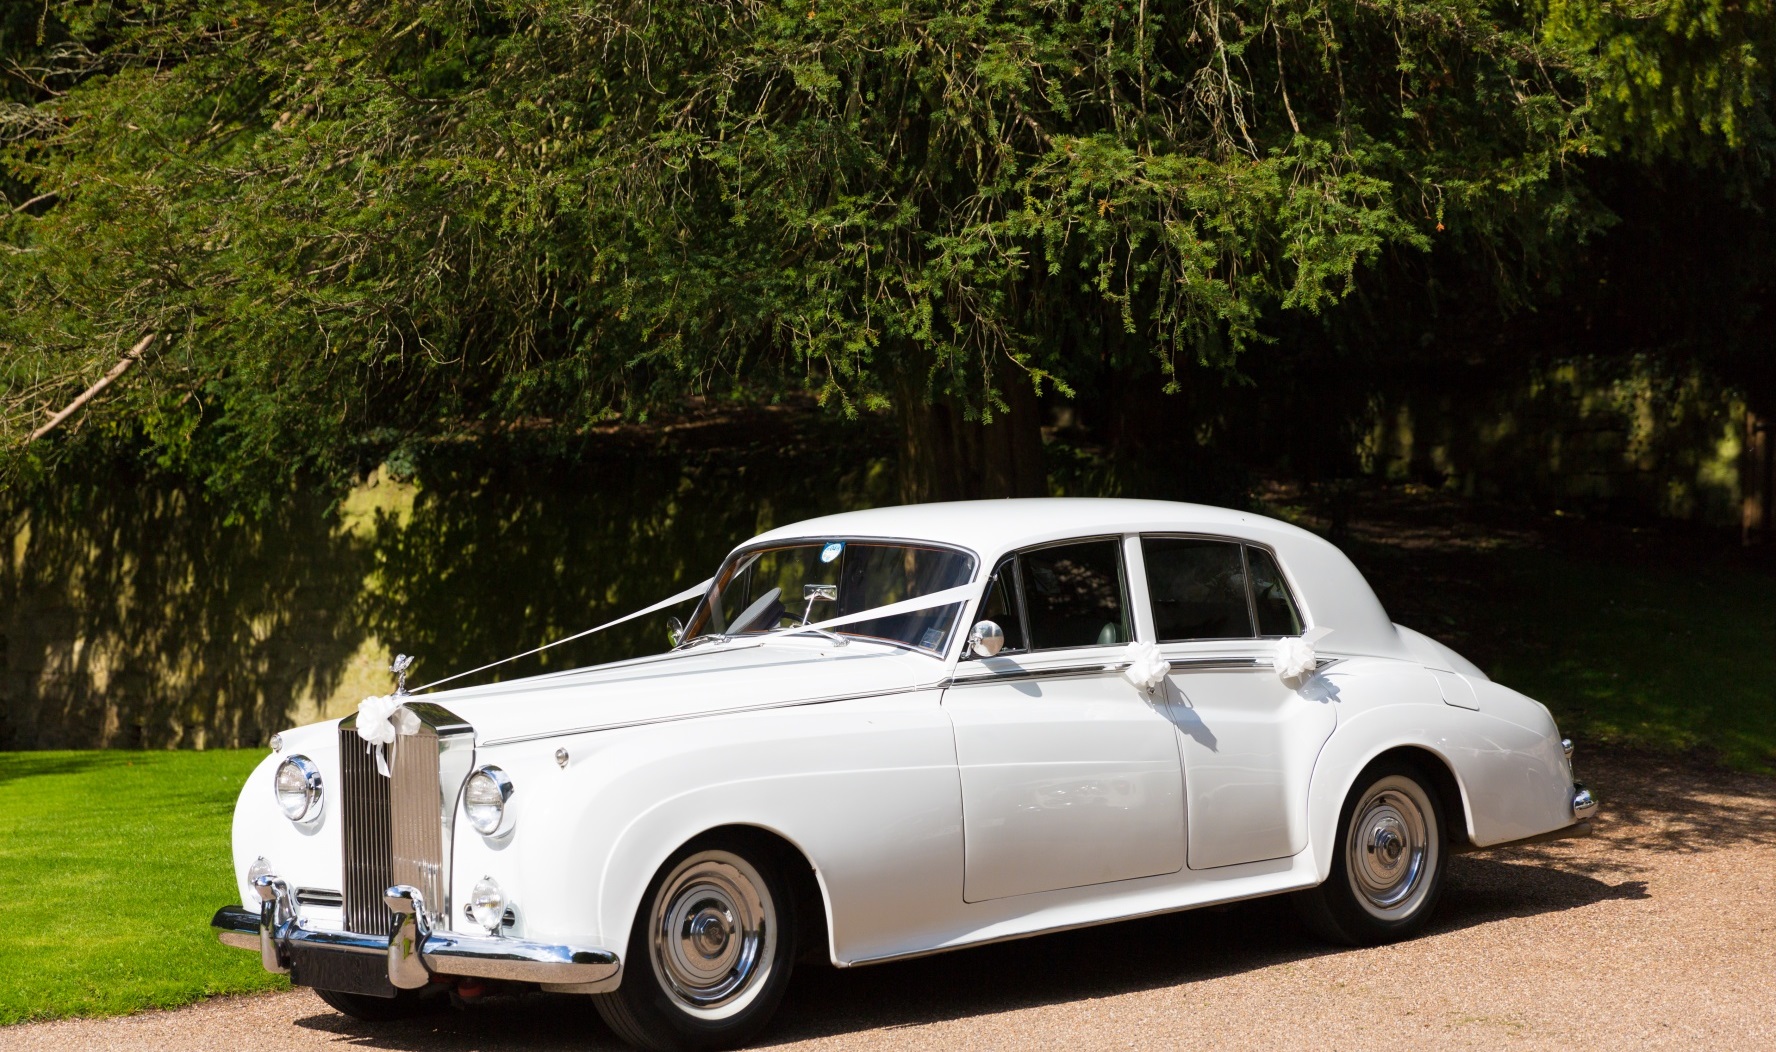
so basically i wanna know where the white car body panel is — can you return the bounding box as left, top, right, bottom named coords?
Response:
left=228, top=498, right=1585, bottom=980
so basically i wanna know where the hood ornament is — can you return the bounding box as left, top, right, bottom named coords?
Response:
left=391, top=653, right=415, bottom=696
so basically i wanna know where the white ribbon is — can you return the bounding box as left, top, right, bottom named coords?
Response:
left=356, top=694, right=401, bottom=777
left=409, top=577, right=714, bottom=693
left=397, top=578, right=979, bottom=707
left=763, top=583, right=980, bottom=638
left=1121, top=641, right=1170, bottom=693
left=1274, top=626, right=1334, bottom=682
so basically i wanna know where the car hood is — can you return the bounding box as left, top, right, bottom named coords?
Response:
left=407, top=637, right=943, bottom=746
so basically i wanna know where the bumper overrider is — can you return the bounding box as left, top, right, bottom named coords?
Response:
left=212, top=874, right=620, bottom=996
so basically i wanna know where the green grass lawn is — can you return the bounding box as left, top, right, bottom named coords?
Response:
left=1471, top=548, right=1776, bottom=774
left=0, top=750, right=288, bottom=1026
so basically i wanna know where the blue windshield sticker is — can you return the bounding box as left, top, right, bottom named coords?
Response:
left=820, top=542, right=844, bottom=564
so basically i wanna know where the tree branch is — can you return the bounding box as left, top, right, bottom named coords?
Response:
left=25, top=334, right=157, bottom=444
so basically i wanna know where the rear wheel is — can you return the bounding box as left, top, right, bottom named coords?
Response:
left=595, top=837, right=797, bottom=1051
left=1294, top=759, right=1447, bottom=946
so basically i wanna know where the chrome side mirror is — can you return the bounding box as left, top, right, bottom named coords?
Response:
left=666, top=616, right=685, bottom=647
left=967, top=620, right=1005, bottom=658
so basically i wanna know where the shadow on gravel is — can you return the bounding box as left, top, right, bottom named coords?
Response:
left=288, top=853, right=1645, bottom=1051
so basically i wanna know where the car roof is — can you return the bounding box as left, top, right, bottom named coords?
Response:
left=744, top=499, right=1407, bottom=658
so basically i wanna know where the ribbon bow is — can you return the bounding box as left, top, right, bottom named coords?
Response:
left=1121, top=641, right=1170, bottom=693
left=1273, top=626, right=1335, bottom=684
left=356, top=694, right=401, bottom=777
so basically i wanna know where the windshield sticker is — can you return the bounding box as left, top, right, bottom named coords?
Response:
left=919, top=627, right=945, bottom=650
left=820, top=541, right=845, bottom=564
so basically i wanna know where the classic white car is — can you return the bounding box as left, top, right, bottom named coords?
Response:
left=213, top=499, right=1596, bottom=1050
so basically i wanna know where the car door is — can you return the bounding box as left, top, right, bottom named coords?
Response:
left=944, top=536, right=1188, bottom=903
left=1138, top=536, right=1337, bottom=870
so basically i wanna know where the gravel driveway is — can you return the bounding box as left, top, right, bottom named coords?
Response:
left=5, top=750, right=1772, bottom=1052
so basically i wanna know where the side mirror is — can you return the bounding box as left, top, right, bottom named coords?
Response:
left=967, top=620, right=1005, bottom=658
left=666, top=616, right=685, bottom=647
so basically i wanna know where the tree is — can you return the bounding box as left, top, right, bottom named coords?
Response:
left=2, top=0, right=1599, bottom=502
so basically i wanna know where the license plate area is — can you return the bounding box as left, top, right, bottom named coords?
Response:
left=287, top=945, right=396, bottom=999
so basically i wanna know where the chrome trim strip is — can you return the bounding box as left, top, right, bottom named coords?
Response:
left=1168, top=657, right=1267, bottom=671
left=479, top=683, right=947, bottom=747
left=944, top=664, right=1126, bottom=688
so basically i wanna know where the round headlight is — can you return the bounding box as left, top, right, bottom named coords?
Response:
left=463, top=766, right=515, bottom=836
left=274, top=756, right=322, bottom=823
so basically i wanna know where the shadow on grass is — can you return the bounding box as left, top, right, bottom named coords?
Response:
left=287, top=855, right=1645, bottom=1051
left=0, top=750, right=139, bottom=788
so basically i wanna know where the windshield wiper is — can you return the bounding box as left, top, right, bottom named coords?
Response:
left=777, top=626, right=848, bottom=647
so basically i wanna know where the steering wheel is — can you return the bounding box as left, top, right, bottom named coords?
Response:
left=729, top=588, right=784, bottom=633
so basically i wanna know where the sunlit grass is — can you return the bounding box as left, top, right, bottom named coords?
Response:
left=0, top=750, right=287, bottom=1025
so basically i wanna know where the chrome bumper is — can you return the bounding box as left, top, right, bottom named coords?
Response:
left=211, top=876, right=620, bottom=993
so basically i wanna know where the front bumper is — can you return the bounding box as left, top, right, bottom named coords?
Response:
left=212, top=876, right=620, bottom=995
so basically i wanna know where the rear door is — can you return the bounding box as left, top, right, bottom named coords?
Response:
left=1137, top=536, right=1336, bottom=870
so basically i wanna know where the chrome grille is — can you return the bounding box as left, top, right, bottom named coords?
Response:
left=390, top=723, right=445, bottom=917
left=337, top=702, right=475, bottom=936
left=338, top=723, right=393, bottom=935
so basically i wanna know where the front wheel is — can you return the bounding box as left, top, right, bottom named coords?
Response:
left=594, top=838, right=797, bottom=1051
left=1294, top=760, right=1447, bottom=946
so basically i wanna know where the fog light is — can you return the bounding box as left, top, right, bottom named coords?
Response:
left=467, top=877, right=506, bottom=933
left=248, top=856, right=275, bottom=886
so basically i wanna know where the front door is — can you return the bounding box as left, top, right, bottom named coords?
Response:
left=946, top=537, right=1188, bottom=903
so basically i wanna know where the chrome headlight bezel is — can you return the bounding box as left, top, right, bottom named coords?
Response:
left=463, top=765, right=516, bottom=837
left=274, top=755, right=323, bottom=824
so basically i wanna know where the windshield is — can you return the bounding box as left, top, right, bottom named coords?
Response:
left=684, top=540, right=977, bottom=655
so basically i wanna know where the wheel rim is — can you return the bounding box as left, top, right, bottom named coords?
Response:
left=648, top=851, right=776, bottom=1017
left=1345, top=776, right=1436, bottom=919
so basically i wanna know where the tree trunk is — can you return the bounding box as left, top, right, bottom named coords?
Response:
left=895, top=371, right=1047, bottom=504
left=1746, top=408, right=1772, bottom=546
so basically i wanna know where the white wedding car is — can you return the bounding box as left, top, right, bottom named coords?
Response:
left=214, top=499, right=1595, bottom=1050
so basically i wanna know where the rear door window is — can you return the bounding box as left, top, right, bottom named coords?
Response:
left=1141, top=538, right=1254, bottom=642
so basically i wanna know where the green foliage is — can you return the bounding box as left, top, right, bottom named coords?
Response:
left=1547, top=0, right=1776, bottom=168
left=0, top=749, right=287, bottom=1024
left=1, top=0, right=1596, bottom=500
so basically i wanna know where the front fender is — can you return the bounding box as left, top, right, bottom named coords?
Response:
left=462, top=692, right=961, bottom=970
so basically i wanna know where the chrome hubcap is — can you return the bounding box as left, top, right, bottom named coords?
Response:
left=650, top=852, right=774, bottom=1014
left=1346, top=781, right=1432, bottom=914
